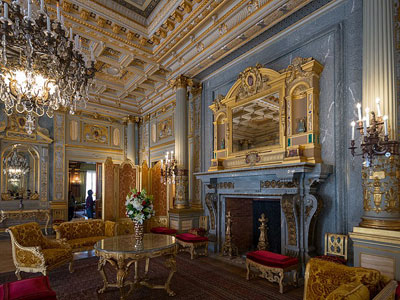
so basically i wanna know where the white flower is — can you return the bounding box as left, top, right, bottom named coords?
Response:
left=132, top=200, right=143, bottom=211
left=128, top=210, right=133, bottom=215
left=134, top=214, right=145, bottom=224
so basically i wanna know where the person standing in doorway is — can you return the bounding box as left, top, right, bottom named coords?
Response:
left=86, top=190, right=94, bottom=219
left=68, top=191, right=75, bottom=221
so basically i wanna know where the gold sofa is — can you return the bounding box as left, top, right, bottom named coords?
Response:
left=53, top=219, right=116, bottom=252
left=304, top=258, right=398, bottom=300
left=7, top=222, right=73, bottom=280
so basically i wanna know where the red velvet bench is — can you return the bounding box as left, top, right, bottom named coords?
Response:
left=0, top=276, right=57, bottom=300
left=246, top=250, right=299, bottom=293
left=150, top=227, right=177, bottom=235
left=175, top=233, right=208, bottom=259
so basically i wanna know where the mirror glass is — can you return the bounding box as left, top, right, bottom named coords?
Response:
left=232, top=92, right=280, bottom=152
left=1, top=144, right=39, bottom=201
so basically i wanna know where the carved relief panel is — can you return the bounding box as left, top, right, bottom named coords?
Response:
left=118, top=161, right=138, bottom=219
left=151, top=161, right=167, bottom=216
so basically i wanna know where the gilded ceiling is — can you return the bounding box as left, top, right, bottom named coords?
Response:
left=53, top=0, right=311, bottom=118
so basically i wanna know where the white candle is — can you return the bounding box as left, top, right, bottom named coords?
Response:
left=46, top=16, right=51, bottom=31
left=57, top=2, right=60, bottom=21
left=40, top=0, right=44, bottom=11
left=4, top=3, right=8, bottom=19
left=365, top=107, right=370, bottom=127
left=383, top=115, right=388, bottom=136
left=362, top=117, right=367, bottom=136
left=351, top=121, right=355, bottom=140
left=166, top=152, right=169, bottom=160
left=161, top=159, right=163, bottom=167
left=61, top=15, right=64, bottom=26
left=27, top=0, right=31, bottom=18
left=375, top=97, right=381, bottom=117
left=356, top=103, right=362, bottom=121
left=171, top=151, right=174, bottom=158
left=69, top=27, right=73, bottom=40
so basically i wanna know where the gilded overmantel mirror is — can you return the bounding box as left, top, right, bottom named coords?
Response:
left=209, top=57, right=323, bottom=171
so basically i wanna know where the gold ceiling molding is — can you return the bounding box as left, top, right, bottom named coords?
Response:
left=48, top=2, right=153, bottom=54
left=175, top=0, right=311, bottom=78
left=160, top=0, right=248, bottom=67
left=154, top=0, right=215, bottom=57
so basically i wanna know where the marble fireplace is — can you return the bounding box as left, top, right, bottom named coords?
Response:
left=195, top=163, right=332, bottom=270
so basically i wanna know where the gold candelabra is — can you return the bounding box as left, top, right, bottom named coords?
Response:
left=160, top=151, right=177, bottom=184
left=349, top=100, right=399, bottom=166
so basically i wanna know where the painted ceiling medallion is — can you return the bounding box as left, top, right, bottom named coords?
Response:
left=106, top=66, right=122, bottom=77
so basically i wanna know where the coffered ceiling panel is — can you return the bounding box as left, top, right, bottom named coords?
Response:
left=50, top=0, right=312, bottom=118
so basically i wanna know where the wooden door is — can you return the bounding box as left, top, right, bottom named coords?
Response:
left=150, top=161, right=167, bottom=216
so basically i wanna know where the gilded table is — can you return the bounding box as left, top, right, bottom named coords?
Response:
left=94, top=233, right=177, bottom=300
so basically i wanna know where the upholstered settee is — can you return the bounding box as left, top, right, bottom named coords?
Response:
left=304, top=258, right=398, bottom=300
left=53, top=219, right=116, bottom=252
left=6, top=222, right=73, bottom=280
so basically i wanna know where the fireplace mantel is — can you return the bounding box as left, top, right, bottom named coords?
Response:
left=195, top=162, right=332, bottom=271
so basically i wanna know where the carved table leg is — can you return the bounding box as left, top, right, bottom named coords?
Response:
left=143, top=258, right=150, bottom=281
left=15, top=269, right=21, bottom=280
left=246, top=261, right=251, bottom=280
left=164, top=254, right=177, bottom=296
left=278, top=270, right=284, bottom=294
left=97, top=256, right=109, bottom=294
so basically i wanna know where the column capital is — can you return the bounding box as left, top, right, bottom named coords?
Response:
left=170, top=74, right=195, bottom=90
left=123, top=115, right=140, bottom=124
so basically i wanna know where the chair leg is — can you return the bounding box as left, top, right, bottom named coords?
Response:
left=15, top=269, right=21, bottom=280
left=69, top=261, right=74, bottom=273
left=190, top=245, right=194, bottom=260
left=246, top=261, right=251, bottom=280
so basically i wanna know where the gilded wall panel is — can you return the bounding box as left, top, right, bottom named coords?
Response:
left=151, top=161, right=167, bottom=216
left=118, top=162, right=137, bottom=219
left=83, top=123, right=108, bottom=144
left=53, top=112, right=65, bottom=204
left=158, top=117, right=173, bottom=141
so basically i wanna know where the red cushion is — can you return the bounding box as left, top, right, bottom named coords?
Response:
left=246, top=250, right=298, bottom=269
left=150, top=227, right=177, bottom=235
left=314, top=255, right=347, bottom=265
left=176, top=233, right=209, bottom=243
left=395, top=281, right=400, bottom=300
left=0, top=276, right=57, bottom=300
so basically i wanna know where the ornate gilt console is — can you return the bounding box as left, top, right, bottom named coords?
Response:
left=209, top=57, right=323, bottom=171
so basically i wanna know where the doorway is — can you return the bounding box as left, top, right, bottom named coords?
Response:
left=68, top=161, right=102, bottom=220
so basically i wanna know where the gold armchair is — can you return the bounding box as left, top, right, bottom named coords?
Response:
left=6, top=222, right=73, bottom=280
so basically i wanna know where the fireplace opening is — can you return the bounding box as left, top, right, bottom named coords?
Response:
left=226, top=198, right=281, bottom=254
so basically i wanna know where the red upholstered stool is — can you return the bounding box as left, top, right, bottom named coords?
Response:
left=150, top=227, right=177, bottom=235
left=396, top=281, right=400, bottom=300
left=0, top=276, right=57, bottom=300
left=246, top=250, right=299, bottom=294
left=176, top=233, right=209, bottom=259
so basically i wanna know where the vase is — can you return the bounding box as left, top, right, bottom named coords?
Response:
left=134, top=221, right=144, bottom=248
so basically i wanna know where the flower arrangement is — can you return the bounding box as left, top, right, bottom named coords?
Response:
left=125, top=188, right=155, bottom=224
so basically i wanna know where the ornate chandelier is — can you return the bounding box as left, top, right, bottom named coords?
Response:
left=0, top=0, right=96, bottom=134
left=160, top=151, right=177, bottom=185
left=3, top=147, right=29, bottom=181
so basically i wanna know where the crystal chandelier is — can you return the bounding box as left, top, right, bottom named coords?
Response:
left=160, top=151, right=177, bottom=185
left=3, top=147, right=29, bottom=181
left=349, top=98, right=399, bottom=166
left=0, top=0, right=96, bottom=134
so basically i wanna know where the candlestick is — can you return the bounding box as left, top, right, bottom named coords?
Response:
left=383, top=115, right=388, bottom=136
left=61, top=15, right=64, bottom=26
left=27, top=0, right=31, bottom=18
left=356, top=103, right=362, bottom=121
left=375, top=97, right=381, bottom=117
left=365, top=107, right=370, bottom=128
left=363, top=117, right=367, bottom=136
left=4, top=3, right=8, bottom=19
left=40, top=0, right=44, bottom=11
left=57, top=2, right=60, bottom=21
left=46, top=16, right=51, bottom=31
left=351, top=121, right=355, bottom=140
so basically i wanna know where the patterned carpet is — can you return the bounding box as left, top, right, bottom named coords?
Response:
left=0, top=254, right=303, bottom=300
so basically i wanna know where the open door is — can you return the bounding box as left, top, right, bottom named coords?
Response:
left=95, top=162, right=102, bottom=219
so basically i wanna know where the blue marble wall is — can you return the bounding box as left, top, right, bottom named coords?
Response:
left=197, top=0, right=363, bottom=258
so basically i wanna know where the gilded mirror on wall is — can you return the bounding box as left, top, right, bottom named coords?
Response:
left=1, top=144, right=40, bottom=202
left=232, top=92, right=280, bottom=152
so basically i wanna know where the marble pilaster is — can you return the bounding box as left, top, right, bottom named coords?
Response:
left=362, top=0, right=397, bottom=137
left=126, top=116, right=139, bottom=164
